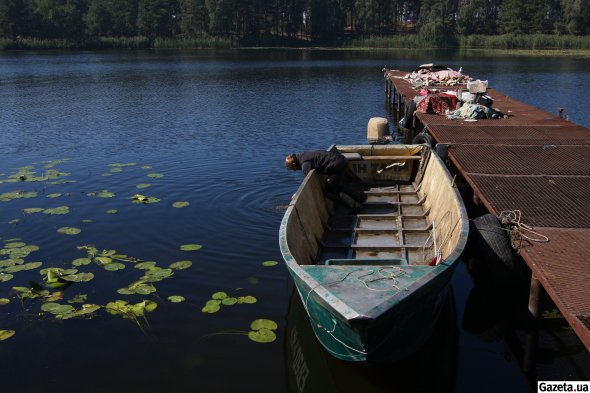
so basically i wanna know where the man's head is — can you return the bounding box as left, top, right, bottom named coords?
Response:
left=285, top=154, right=299, bottom=170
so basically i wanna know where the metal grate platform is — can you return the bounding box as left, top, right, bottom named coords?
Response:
left=427, top=124, right=590, bottom=145
left=520, top=228, right=590, bottom=349
left=467, top=175, right=590, bottom=228
left=385, top=68, right=590, bottom=352
left=449, top=145, right=590, bottom=176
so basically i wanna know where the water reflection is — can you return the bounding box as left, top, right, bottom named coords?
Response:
left=284, top=289, right=458, bottom=393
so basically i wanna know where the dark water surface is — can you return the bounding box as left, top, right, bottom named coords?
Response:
left=1, top=50, right=589, bottom=393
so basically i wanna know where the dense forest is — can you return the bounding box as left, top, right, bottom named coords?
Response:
left=1, top=0, right=589, bottom=47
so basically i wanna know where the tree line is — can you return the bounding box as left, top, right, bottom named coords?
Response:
left=1, top=0, right=589, bottom=45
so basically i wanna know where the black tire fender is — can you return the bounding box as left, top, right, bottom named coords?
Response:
left=470, top=214, right=524, bottom=281
left=412, top=132, right=433, bottom=147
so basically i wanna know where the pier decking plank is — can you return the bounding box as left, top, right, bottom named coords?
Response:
left=385, top=68, right=590, bottom=353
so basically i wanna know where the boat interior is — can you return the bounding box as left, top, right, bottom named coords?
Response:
left=285, top=145, right=463, bottom=267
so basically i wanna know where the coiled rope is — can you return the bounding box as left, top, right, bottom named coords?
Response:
left=498, top=209, right=550, bottom=250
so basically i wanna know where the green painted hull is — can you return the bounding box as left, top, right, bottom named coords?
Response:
left=287, top=261, right=456, bottom=362
left=279, top=144, right=469, bottom=362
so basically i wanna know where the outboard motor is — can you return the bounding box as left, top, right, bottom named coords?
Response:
left=367, top=117, right=392, bottom=144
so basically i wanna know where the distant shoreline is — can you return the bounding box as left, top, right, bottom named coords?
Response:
left=2, top=34, right=590, bottom=57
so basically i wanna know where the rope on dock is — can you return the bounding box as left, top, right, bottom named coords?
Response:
left=498, top=209, right=550, bottom=251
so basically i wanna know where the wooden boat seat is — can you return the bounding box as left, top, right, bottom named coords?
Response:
left=323, top=258, right=408, bottom=266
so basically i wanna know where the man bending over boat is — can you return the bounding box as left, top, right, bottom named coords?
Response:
left=285, top=150, right=366, bottom=206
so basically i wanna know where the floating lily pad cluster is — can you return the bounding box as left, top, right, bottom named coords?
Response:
left=106, top=299, right=157, bottom=319
left=1, top=158, right=282, bottom=345
left=248, top=319, right=278, bottom=343
left=201, top=291, right=257, bottom=314
left=0, top=160, right=70, bottom=186
left=132, top=194, right=160, bottom=204
left=0, top=241, right=200, bottom=339
left=0, top=239, right=43, bottom=283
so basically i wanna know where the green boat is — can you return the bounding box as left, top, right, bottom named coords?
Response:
left=279, top=144, right=469, bottom=362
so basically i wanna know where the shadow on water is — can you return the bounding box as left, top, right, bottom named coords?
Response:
left=283, top=288, right=458, bottom=393
left=461, top=241, right=590, bottom=386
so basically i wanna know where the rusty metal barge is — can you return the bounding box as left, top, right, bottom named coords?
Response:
left=383, top=67, right=590, bottom=367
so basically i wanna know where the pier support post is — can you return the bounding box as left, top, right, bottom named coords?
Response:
left=523, top=275, right=541, bottom=373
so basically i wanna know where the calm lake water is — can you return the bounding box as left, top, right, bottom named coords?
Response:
left=1, top=49, right=589, bottom=393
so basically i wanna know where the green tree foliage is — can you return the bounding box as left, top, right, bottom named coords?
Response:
left=86, top=0, right=140, bottom=36
left=33, top=0, right=87, bottom=38
left=456, top=0, right=499, bottom=35
left=206, top=0, right=233, bottom=35
left=560, top=0, right=590, bottom=35
left=418, top=0, right=455, bottom=46
left=308, top=0, right=346, bottom=40
left=0, top=0, right=36, bottom=38
left=0, top=0, right=589, bottom=44
left=178, top=0, right=209, bottom=36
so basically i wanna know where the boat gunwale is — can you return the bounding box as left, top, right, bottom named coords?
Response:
left=279, top=144, right=470, bottom=322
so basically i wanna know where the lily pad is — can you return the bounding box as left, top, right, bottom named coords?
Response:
left=68, top=294, right=87, bottom=304
left=106, top=300, right=157, bottom=318
left=134, top=261, right=157, bottom=270
left=0, top=260, right=17, bottom=268
left=58, top=304, right=101, bottom=320
left=94, top=257, right=112, bottom=265
left=22, top=262, right=43, bottom=271
left=136, top=183, right=151, bottom=189
left=237, top=296, right=257, bottom=304
left=23, top=207, right=44, bottom=214
left=46, top=193, right=62, bottom=198
left=0, top=298, right=10, bottom=305
left=109, top=162, right=136, bottom=167
left=97, top=191, right=115, bottom=198
left=103, top=262, right=125, bottom=271
left=106, top=209, right=118, bottom=214
left=131, top=194, right=160, bottom=204
left=12, top=286, right=50, bottom=300
left=21, top=245, right=40, bottom=253
left=202, top=300, right=221, bottom=314
left=130, top=282, right=156, bottom=295
left=0, top=330, right=15, bottom=341
left=72, top=258, right=92, bottom=266
left=4, top=242, right=26, bottom=249
left=61, top=272, right=94, bottom=282
left=180, top=244, right=202, bottom=251
left=262, top=260, right=279, bottom=267
left=0, top=274, right=14, bottom=282
left=3, top=265, right=24, bottom=273
left=247, top=319, right=278, bottom=343
left=212, top=292, right=228, bottom=300
left=168, top=295, right=185, bottom=303
left=141, top=267, right=173, bottom=282
left=169, top=260, right=192, bottom=270
left=172, top=201, right=189, bottom=208
left=43, top=206, right=70, bottom=215
left=147, top=173, right=164, bottom=178
left=250, top=319, right=278, bottom=331
left=221, top=297, right=238, bottom=306
left=41, top=302, right=74, bottom=314
left=247, top=328, right=276, bottom=343
left=57, top=227, right=81, bottom=235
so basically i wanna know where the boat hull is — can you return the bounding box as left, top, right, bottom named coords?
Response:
left=289, top=261, right=456, bottom=362
left=280, top=144, right=468, bottom=362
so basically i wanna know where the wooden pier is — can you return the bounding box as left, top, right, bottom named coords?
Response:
left=383, top=69, right=590, bottom=359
